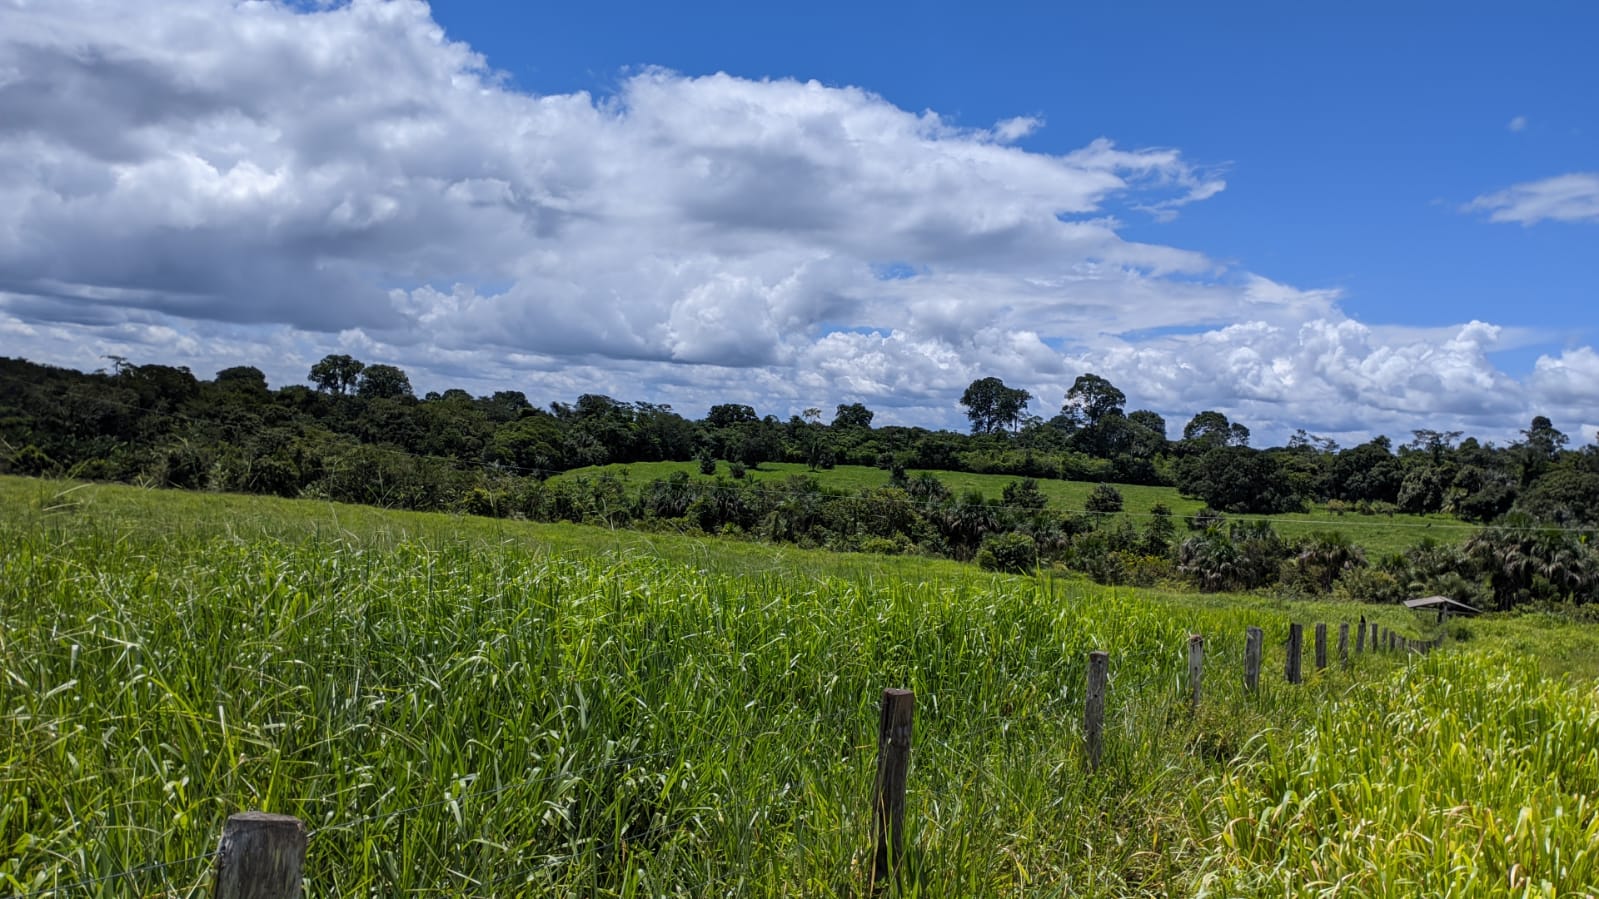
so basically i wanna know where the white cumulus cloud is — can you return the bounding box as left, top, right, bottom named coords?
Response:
left=0, top=0, right=1590, bottom=444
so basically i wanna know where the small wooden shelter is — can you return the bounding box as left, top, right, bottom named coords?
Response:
left=1403, top=595, right=1482, bottom=623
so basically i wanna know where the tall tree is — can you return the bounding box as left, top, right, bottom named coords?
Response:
left=1060, top=373, right=1126, bottom=430
left=356, top=364, right=414, bottom=400
left=832, top=402, right=874, bottom=429
left=705, top=403, right=758, bottom=428
left=1182, top=410, right=1249, bottom=449
left=960, top=377, right=1031, bottom=435
left=308, top=354, right=365, bottom=396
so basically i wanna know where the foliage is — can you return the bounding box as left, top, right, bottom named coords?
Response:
left=1085, top=482, right=1125, bottom=514
left=1178, top=446, right=1303, bottom=514
left=974, top=530, right=1037, bottom=573
left=7, top=355, right=1599, bottom=608
left=958, top=376, right=1031, bottom=435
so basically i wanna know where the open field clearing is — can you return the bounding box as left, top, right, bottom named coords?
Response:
left=557, top=461, right=1474, bottom=556
left=1, top=477, right=1593, bottom=897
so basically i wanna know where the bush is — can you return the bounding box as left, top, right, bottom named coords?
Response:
left=975, top=532, right=1037, bottom=574
left=697, top=453, right=717, bottom=476
left=7, top=444, right=56, bottom=476
left=858, top=535, right=911, bottom=556
left=1331, top=566, right=1406, bottom=604
left=1085, top=483, right=1124, bottom=514
left=728, top=461, right=747, bottom=479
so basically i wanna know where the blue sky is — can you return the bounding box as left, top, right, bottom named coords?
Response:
left=439, top=0, right=1596, bottom=362
left=1, top=0, right=1596, bottom=443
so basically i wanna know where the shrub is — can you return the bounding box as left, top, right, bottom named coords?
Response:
left=975, top=532, right=1037, bottom=574
left=728, top=461, right=747, bottom=480
left=1085, top=483, right=1123, bottom=514
left=697, top=453, right=717, bottom=476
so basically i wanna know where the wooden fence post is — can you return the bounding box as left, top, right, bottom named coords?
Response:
left=1188, top=634, right=1204, bottom=711
left=1370, top=622, right=1378, bottom=650
left=1244, top=626, right=1263, bottom=694
left=1286, top=624, right=1303, bottom=685
left=1338, top=622, right=1350, bottom=667
left=1356, top=615, right=1366, bottom=654
left=1084, top=651, right=1108, bottom=772
left=213, top=812, right=306, bottom=899
left=872, top=688, right=915, bottom=887
left=1314, top=623, right=1328, bottom=670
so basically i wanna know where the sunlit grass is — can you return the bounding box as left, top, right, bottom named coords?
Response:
left=558, top=461, right=1472, bottom=555
left=0, top=476, right=1580, bottom=897
left=1193, top=652, right=1599, bottom=896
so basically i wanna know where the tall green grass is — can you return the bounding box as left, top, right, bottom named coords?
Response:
left=0, top=477, right=1575, bottom=897
left=1193, top=652, right=1599, bottom=896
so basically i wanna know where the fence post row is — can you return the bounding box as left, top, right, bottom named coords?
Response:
left=1188, top=634, right=1204, bottom=711
left=1084, top=650, right=1109, bottom=772
left=1285, top=623, right=1304, bottom=685
left=177, top=622, right=1451, bottom=896
left=213, top=812, right=306, bottom=899
left=1244, top=626, right=1263, bottom=694
left=872, top=688, right=915, bottom=887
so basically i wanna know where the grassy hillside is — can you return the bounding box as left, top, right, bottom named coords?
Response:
left=1, top=476, right=1591, bottom=896
left=558, top=461, right=1474, bottom=556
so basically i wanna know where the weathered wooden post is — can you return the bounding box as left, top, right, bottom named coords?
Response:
left=1370, top=621, right=1378, bottom=649
left=213, top=812, right=306, bottom=899
left=872, top=688, right=915, bottom=887
left=1244, top=626, right=1263, bottom=694
left=1338, top=622, right=1350, bottom=667
left=1188, top=634, right=1204, bottom=711
left=1285, top=624, right=1303, bottom=685
left=1356, top=615, right=1366, bottom=653
left=1084, top=651, right=1108, bottom=771
left=1389, top=631, right=1396, bottom=652
left=1379, top=627, right=1387, bottom=651
left=1314, top=623, right=1328, bottom=670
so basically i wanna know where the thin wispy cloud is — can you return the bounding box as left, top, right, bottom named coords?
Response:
left=1467, top=173, right=1599, bottom=225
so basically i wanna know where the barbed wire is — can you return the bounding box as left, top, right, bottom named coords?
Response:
left=8, top=850, right=216, bottom=899
left=1, top=616, right=1435, bottom=898
left=307, top=707, right=866, bottom=838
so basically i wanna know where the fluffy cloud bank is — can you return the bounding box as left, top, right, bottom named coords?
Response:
left=1, top=0, right=1593, bottom=443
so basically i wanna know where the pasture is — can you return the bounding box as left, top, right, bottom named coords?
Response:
left=1, top=476, right=1591, bottom=896
left=556, top=461, right=1473, bottom=556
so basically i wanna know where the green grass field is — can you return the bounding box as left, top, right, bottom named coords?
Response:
left=558, top=461, right=1475, bottom=556
left=1, top=476, right=1591, bottom=896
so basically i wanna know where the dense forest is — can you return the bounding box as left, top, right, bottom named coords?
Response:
left=5, top=354, right=1598, bottom=609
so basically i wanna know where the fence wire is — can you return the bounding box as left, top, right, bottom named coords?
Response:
left=5, top=623, right=1438, bottom=897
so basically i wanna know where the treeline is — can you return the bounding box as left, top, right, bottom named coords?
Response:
left=4, top=354, right=1598, bottom=609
